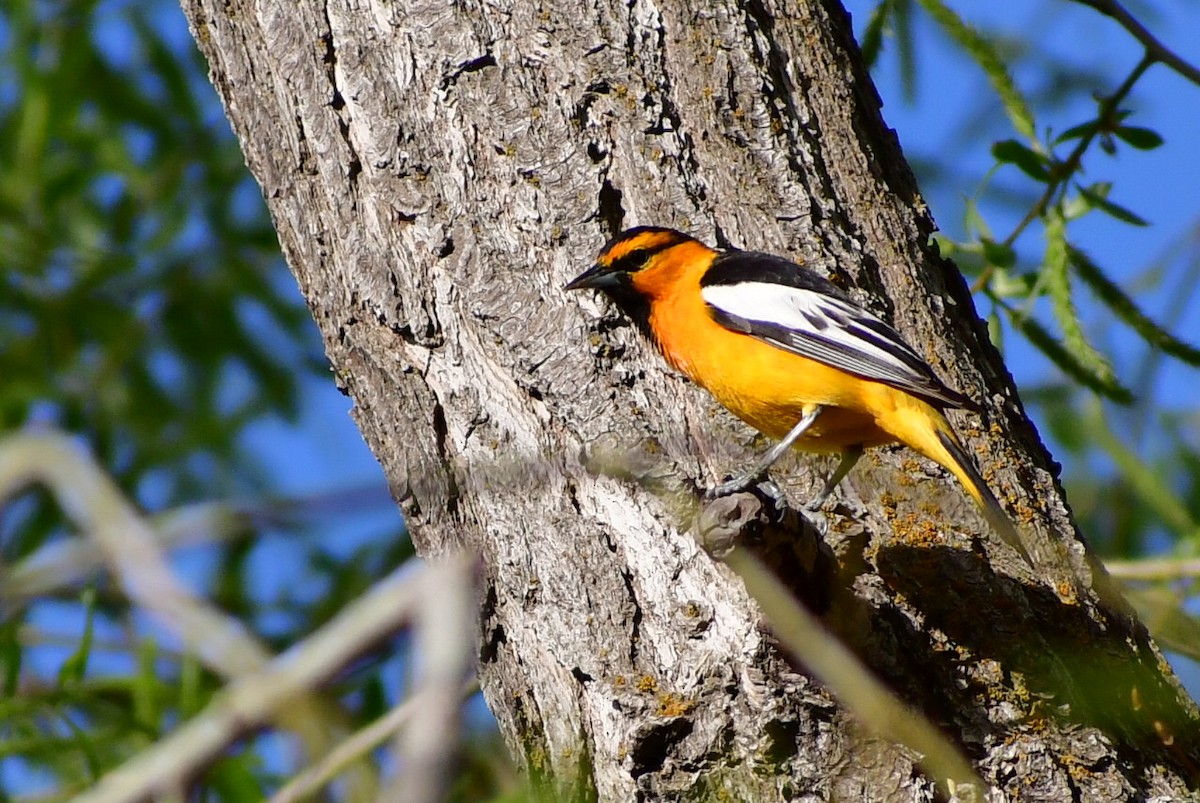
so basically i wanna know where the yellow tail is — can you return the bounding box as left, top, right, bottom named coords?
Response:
left=934, top=427, right=1031, bottom=565
left=884, top=402, right=1032, bottom=566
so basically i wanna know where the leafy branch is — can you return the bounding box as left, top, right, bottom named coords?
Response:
left=890, top=0, right=1200, bottom=402
left=996, top=54, right=1153, bottom=254
left=0, top=431, right=474, bottom=802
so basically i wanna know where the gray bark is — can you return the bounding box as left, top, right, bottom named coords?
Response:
left=181, top=0, right=1200, bottom=799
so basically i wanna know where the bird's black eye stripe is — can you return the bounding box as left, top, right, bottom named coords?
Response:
left=609, top=247, right=654, bottom=274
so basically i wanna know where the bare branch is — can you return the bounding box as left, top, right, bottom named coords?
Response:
left=1069, top=0, right=1200, bottom=87
left=1, top=501, right=247, bottom=604
left=0, top=484, right=392, bottom=603
left=70, top=563, right=429, bottom=803
left=386, top=557, right=477, bottom=802
left=1107, top=558, right=1200, bottom=581
left=0, top=431, right=270, bottom=674
left=272, top=679, right=480, bottom=803
left=0, top=431, right=378, bottom=795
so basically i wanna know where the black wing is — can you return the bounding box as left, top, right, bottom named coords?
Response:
left=701, top=251, right=976, bottom=410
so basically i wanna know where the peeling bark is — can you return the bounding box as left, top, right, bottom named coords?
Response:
left=181, top=0, right=1200, bottom=799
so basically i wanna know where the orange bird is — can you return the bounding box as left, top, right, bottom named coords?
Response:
left=566, top=226, right=1030, bottom=564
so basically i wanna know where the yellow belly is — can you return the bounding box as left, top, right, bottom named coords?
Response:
left=702, top=352, right=897, bottom=452
left=651, top=311, right=898, bottom=452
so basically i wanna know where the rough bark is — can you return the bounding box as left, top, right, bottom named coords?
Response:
left=181, top=0, right=1199, bottom=799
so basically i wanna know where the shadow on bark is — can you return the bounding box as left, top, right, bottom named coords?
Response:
left=720, top=490, right=1200, bottom=788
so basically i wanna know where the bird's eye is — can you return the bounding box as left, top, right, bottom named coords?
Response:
left=611, top=248, right=652, bottom=274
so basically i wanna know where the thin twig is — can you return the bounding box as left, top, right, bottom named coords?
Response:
left=14, top=625, right=186, bottom=658
left=1106, top=558, right=1200, bottom=581
left=271, top=679, right=480, bottom=803
left=1, top=501, right=247, bottom=604
left=1068, top=0, right=1200, bottom=87
left=971, top=54, right=1153, bottom=294
left=70, top=563, right=427, bottom=803
left=386, top=557, right=477, bottom=802
left=0, top=484, right=393, bottom=603
left=970, top=1, right=1198, bottom=293
left=1001, top=54, right=1152, bottom=249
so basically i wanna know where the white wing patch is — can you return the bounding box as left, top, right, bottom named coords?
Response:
left=701, top=281, right=955, bottom=403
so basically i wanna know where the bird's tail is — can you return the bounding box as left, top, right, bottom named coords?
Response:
left=933, top=427, right=1032, bottom=566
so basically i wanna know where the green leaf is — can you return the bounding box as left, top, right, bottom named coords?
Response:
left=14, top=82, right=50, bottom=178
left=933, top=234, right=986, bottom=275
left=894, top=0, right=917, bottom=104
left=1033, top=212, right=1133, bottom=404
left=1077, top=183, right=1149, bottom=227
left=209, top=752, right=267, bottom=802
left=962, top=196, right=993, bottom=240
left=1123, top=587, right=1200, bottom=664
left=860, top=1, right=889, bottom=68
left=992, top=139, right=1050, bottom=181
left=1054, top=120, right=1100, bottom=145
left=980, top=237, right=1015, bottom=269
left=1113, top=125, right=1164, bottom=150
left=57, top=587, right=97, bottom=688
left=0, top=619, right=21, bottom=698
left=134, top=639, right=162, bottom=735
left=1010, top=314, right=1134, bottom=405
left=916, top=0, right=1035, bottom=140
left=58, top=709, right=104, bottom=781
left=931, top=232, right=959, bottom=256
left=1088, top=405, right=1198, bottom=539
left=989, top=267, right=1037, bottom=299
left=987, top=309, right=1004, bottom=351
left=1070, top=246, right=1200, bottom=366
left=179, top=650, right=203, bottom=719
left=1062, top=190, right=1092, bottom=221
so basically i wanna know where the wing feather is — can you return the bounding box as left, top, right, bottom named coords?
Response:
left=701, top=253, right=973, bottom=409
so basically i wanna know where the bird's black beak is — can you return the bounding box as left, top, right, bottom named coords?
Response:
left=564, top=263, right=620, bottom=291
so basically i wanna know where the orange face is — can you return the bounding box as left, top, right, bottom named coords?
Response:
left=564, top=227, right=698, bottom=293
left=595, top=228, right=690, bottom=268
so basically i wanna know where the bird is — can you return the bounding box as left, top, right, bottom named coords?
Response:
left=565, top=225, right=1031, bottom=565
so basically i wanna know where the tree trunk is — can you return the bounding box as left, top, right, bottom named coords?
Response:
left=181, top=0, right=1200, bottom=798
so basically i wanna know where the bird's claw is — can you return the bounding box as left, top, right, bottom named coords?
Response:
left=706, top=474, right=791, bottom=515
left=806, top=507, right=830, bottom=537
left=707, top=473, right=758, bottom=499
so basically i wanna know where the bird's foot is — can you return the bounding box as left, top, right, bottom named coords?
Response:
left=707, top=472, right=788, bottom=509
left=707, top=472, right=759, bottom=498
left=806, top=507, right=830, bottom=538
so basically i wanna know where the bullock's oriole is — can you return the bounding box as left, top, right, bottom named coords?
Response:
left=566, top=226, right=1031, bottom=565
